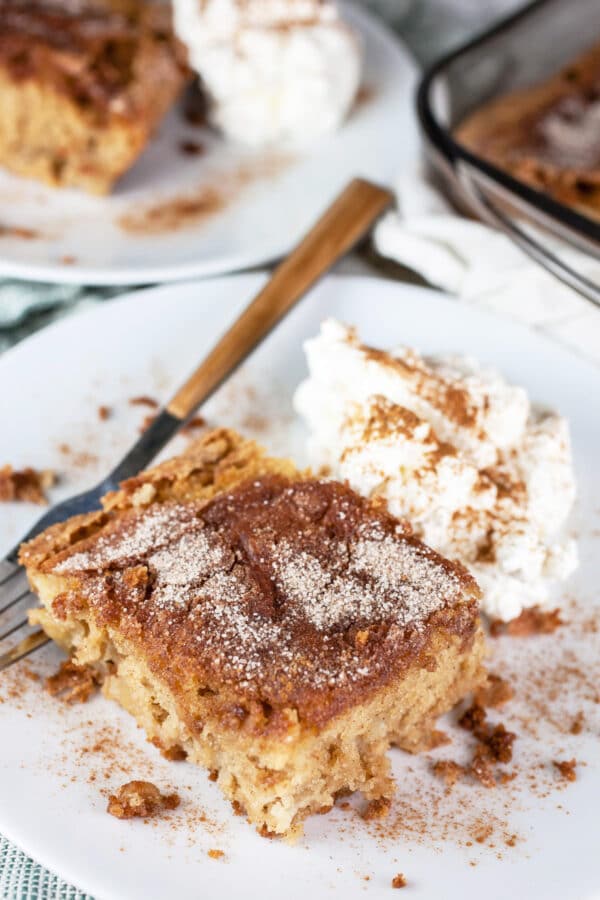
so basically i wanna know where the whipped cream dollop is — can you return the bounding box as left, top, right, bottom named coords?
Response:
left=294, top=319, right=578, bottom=621
left=172, top=0, right=362, bottom=145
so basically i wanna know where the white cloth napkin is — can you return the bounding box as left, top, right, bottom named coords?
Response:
left=372, top=166, right=600, bottom=366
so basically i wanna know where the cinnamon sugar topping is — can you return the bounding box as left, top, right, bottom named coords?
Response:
left=45, top=475, right=479, bottom=726
left=271, top=531, right=464, bottom=633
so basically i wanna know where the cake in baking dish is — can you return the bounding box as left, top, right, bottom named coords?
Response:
left=455, top=41, right=600, bottom=219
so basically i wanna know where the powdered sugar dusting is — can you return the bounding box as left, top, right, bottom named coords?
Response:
left=272, top=533, right=461, bottom=632
left=55, top=504, right=198, bottom=574
left=150, top=531, right=234, bottom=608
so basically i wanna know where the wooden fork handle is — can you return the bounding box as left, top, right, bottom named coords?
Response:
left=167, top=178, right=393, bottom=421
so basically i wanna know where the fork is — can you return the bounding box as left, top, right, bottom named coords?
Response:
left=0, top=178, right=393, bottom=672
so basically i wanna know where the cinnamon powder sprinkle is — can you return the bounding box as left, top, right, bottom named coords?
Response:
left=207, top=849, right=225, bottom=860
left=0, top=224, right=40, bottom=239
left=0, top=465, right=56, bottom=504
left=391, top=873, right=407, bottom=889
left=119, top=186, right=225, bottom=235
left=362, top=344, right=477, bottom=429
left=98, top=405, right=111, bottom=421
left=361, top=797, right=391, bottom=821
left=179, top=140, right=205, bottom=157
left=129, top=395, right=159, bottom=408
left=570, top=712, right=585, bottom=735
left=490, top=607, right=564, bottom=637
left=107, top=780, right=180, bottom=819
left=431, top=760, right=466, bottom=788
left=182, top=415, right=207, bottom=434
left=475, top=673, right=514, bottom=708
left=553, top=759, right=577, bottom=782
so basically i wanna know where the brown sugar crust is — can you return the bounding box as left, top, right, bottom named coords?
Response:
left=22, top=430, right=481, bottom=731
left=0, top=0, right=190, bottom=193
left=455, top=41, right=600, bottom=219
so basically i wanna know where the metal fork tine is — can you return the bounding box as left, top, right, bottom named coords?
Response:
left=0, top=561, right=20, bottom=587
left=0, top=630, right=50, bottom=672
left=0, top=569, right=30, bottom=608
left=0, top=587, right=31, bottom=617
left=0, top=617, right=29, bottom=642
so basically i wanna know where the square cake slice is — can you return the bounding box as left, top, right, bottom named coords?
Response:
left=21, top=429, right=486, bottom=837
left=0, top=0, right=189, bottom=194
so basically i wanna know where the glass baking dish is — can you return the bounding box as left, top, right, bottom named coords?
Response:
left=416, top=0, right=600, bottom=307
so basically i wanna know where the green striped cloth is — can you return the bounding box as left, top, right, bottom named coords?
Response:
left=0, top=837, right=89, bottom=900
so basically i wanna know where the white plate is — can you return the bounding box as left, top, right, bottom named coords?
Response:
left=0, top=4, right=417, bottom=286
left=0, top=274, right=599, bottom=900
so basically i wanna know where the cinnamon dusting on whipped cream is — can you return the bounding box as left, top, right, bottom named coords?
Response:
left=294, top=319, right=578, bottom=622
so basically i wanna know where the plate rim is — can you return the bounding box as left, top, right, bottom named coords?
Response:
left=1, top=271, right=598, bottom=383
